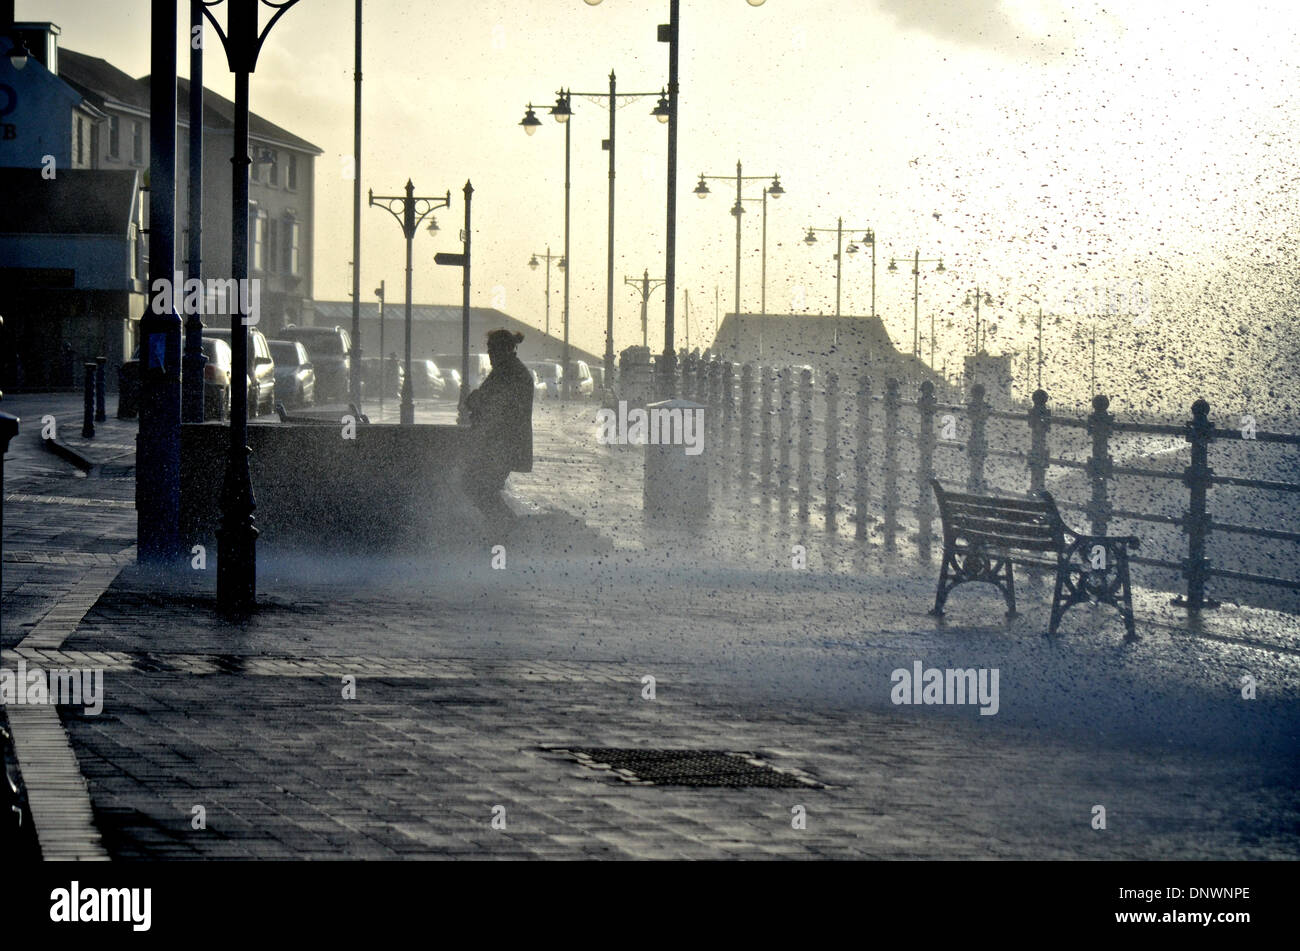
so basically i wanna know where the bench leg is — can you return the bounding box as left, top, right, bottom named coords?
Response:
left=1003, top=559, right=1017, bottom=618
left=1048, top=560, right=1068, bottom=636
left=1118, top=555, right=1137, bottom=640
left=929, top=552, right=954, bottom=616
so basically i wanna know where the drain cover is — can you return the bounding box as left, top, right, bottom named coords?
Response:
left=546, top=748, right=825, bottom=788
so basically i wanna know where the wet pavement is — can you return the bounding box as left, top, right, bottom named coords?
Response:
left=2, top=392, right=1297, bottom=859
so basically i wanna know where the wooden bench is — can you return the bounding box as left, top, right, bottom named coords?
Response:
left=929, top=479, right=1139, bottom=639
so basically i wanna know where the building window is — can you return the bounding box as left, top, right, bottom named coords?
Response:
left=74, top=117, right=84, bottom=165
left=251, top=208, right=266, bottom=273
left=287, top=153, right=297, bottom=190
left=131, top=121, right=143, bottom=164
left=287, top=218, right=300, bottom=277
left=250, top=152, right=261, bottom=182
left=108, top=115, right=119, bottom=159
left=268, top=150, right=279, bottom=187
left=267, top=218, right=279, bottom=274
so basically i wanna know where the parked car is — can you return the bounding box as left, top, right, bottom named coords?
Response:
left=590, top=366, right=606, bottom=390
left=268, top=339, right=315, bottom=408
left=120, top=337, right=233, bottom=421
left=200, top=337, right=234, bottom=420
left=408, top=358, right=447, bottom=399
left=434, top=352, right=491, bottom=391
left=526, top=361, right=563, bottom=398
left=359, top=356, right=404, bottom=399
left=202, top=327, right=275, bottom=417
left=279, top=325, right=354, bottom=402
left=566, top=360, right=595, bottom=397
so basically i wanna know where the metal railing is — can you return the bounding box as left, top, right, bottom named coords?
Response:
left=673, top=355, right=1300, bottom=613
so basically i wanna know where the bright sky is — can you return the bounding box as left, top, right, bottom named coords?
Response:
left=18, top=0, right=1300, bottom=415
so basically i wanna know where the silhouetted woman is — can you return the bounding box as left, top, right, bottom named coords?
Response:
left=462, top=329, right=534, bottom=523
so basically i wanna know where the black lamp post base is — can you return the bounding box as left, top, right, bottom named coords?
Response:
left=215, top=523, right=259, bottom=617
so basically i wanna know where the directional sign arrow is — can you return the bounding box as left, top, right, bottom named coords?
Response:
left=435, top=252, right=467, bottom=267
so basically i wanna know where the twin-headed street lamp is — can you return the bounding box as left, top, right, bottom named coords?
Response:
left=520, top=73, right=666, bottom=388
left=963, top=286, right=999, bottom=355
left=368, top=181, right=452, bottom=425
left=803, top=219, right=877, bottom=319
left=527, top=248, right=565, bottom=339
left=887, top=250, right=945, bottom=365
left=693, top=166, right=784, bottom=319
left=584, top=0, right=767, bottom=396
left=625, top=269, right=667, bottom=348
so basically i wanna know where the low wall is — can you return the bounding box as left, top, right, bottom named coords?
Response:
left=180, top=421, right=478, bottom=551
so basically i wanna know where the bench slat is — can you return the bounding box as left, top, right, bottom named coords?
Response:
left=948, top=514, right=1057, bottom=539
left=948, top=529, right=1061, bottom=552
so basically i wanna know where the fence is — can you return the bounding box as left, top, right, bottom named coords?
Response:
left=670, top=354, right=1300, bottom=613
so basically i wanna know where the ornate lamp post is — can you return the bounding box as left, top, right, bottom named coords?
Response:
left=887, top=250, right=945, bottom=363
left=201, top=0, right=303, bottom=612
left=368, top=181, right=452, bottom=425
left=625, top=269, right=667, bottom=348
left=803, top=218, right=877, bottom=318
left=962, top=286, right=998, bottom=355
left=584, top=0, right=768, bottom=396
left=694, top=168, right=784, bottom=318
left=527, top=248, right=564, bottom=339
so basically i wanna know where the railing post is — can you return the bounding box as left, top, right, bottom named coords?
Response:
left=95, top=355, right=108, bottom=422
left=82, top=362, right=97, bottom=438
left=883, top=377, right=900, bottom=551
left=739, top=363, right=754, bottom=499
left=824, top=370, right=840, bottom=533
left=916, top=379, right=937, bottom=560
left=1028, top=388, right=1050, bottom=495
left=854, top=373, right=871, bottom=541
left=797, top=367, right=813, bottom=522
left=721, top=361, right=735, bottom=493
left=1086, top=394, right=1113, bottom=536
left=0, top=413, right=19, bottom=640
left=966, top=382, right=987, bottom=493
left=760, top=365, right=774, bottom=505
left=778, top=367, right=794, bottom=515
left=1179, top=398, right=1218, bottom=612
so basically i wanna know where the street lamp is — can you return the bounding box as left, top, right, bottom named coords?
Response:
left=694, top=162, right=783, bottom=324
left=804, top=218, right=877, bottom=318
left=962, top=286, right=998, bottom=355
left=887, top=250, right=945, bottom=364
left=528, top=247, right=563, bottom=338
left=368, top=180, right=452, bottom=425
left=201, top=0, right=303, bottom=614
left=521, top=74, right=666, bottom=386
left=625, top=269, right=667, bottom=348
left=583, top=0, right=767, bottom=397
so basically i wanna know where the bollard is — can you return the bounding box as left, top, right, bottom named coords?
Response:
left=855, top=374, right=872, bottom=541
left=824, top=371, right=840, bottom=533
left=797, top=367, right=813, bottom=522
left=916, top=380, right=937, bottom=560
left=778, top=367, right=794, bottom=514
left=82, top=362, right=97, bottom=438
left=883, top=378, right=901, bottom=551
left=966, top=383, right=988, bottom=493
left=1178, top=398, right=1219, bottom=611
left=1085, top=394, right=1113, bottom=536
left=95, top=356, right=107, bottom=422
left=760, top=366, right=774, bottom=505
left=0, top=412, right=19, bottom=640
left=739, top=363, right=754, bottom=499
left=1028, top=388, right=1050, bottom=495
left=721, top=361, right=735, bottom=493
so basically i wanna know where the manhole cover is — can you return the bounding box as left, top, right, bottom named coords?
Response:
left=544, top=748, right=825, bottom=788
